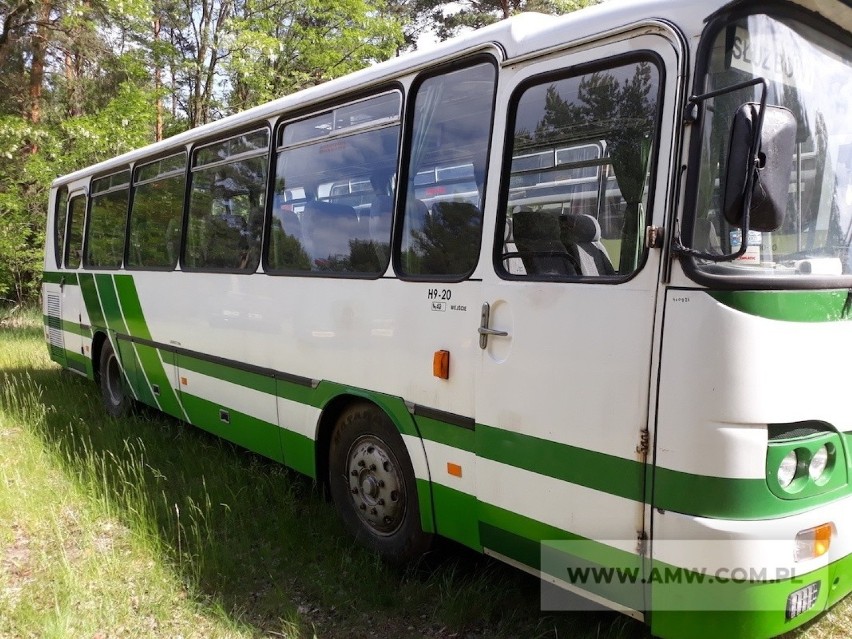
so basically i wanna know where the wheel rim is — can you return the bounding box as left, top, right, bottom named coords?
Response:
left=105, top=353, right=123, bottom=407
left=345, top=434, right=406, bottom=536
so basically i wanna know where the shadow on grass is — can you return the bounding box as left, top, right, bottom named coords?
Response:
left=2, top=341, right=649, bottom=639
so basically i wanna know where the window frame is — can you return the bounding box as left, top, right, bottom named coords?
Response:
left=493, top=51, right=666, bottom=284
left=63, top=193, right=88, bottom=270
left=83, top=169, right=131, bottom=270
left=125, top=150, right=189, bottom=272
left=181, top=125, right=271, bottom=274
left=392, top=53, right=500, bottom=284
left=53, top=186, right=69, bottom=268
left=679, top=2, right=852, bottom=291
left=263, top=86, right=405, bottom=279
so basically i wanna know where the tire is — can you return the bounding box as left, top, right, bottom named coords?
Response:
left=99, top=340, right=132, bottom=418
left=328, top=403, right=433, bottom=563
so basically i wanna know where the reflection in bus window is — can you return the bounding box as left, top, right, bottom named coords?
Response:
left=186, top=130, right=268, bottom=271
left=64, top=195, right=87, bottom=269
left=269, top=92, right=402, bottom=275
left=398, top=61, right=495, bottom=278
left=54, top=187, right=68, bottom=267
left=499, top=61, right=660, bottom=278
left=128, top=152, right=187, bottom=269
left=85, top=171, right=130, bottom=269
left=690, top=15, right=852, bottom=279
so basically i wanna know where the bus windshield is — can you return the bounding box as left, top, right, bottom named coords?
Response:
left=689, top=13, right=852, bottom=281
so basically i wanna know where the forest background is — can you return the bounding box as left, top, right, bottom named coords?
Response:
left=0, top=0, right=596, bottom=310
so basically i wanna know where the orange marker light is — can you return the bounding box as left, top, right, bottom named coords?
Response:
left=795, top=523, right=832, bottom=561
left=447, top=462, right=462, bottom=477
left=433, top=350, right=450, bottom=379
left=180, top=376, right=188, bottom=386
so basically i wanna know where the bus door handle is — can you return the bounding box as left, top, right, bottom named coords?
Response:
left=478, top=302, right=508, bottom=349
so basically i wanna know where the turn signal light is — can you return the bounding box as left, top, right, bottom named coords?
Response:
left=795, top=523, right=832, bottom=562
left=433, top=350, right=450, bottom=379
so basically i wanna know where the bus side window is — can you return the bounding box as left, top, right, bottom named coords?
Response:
left=85, top=171, right=130, bottom=270
left=186, top=130, right=269, bottom=272
left=64, top=195, right=87, bottom=269
left=128, top=152, right=187, bottom=270
left=499, top=59, right=661, bottom=279
left=54, top=187, right=69, bottom=268
left=270, top=91, right=403, bottom=276
left=398, top=60, right=496, bottom=279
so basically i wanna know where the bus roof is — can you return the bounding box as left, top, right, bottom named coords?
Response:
left=51, top=0, right=840, bottom=189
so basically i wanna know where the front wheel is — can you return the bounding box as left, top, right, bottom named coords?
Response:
left=328, top=403, right=432, bottom=562
left=99, top=340, right=132, bottom=418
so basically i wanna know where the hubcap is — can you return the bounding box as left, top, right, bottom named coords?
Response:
left=346, top=435, right=405, bottom=535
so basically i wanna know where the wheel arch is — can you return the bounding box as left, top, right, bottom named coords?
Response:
left=90, top=329, right=109, bottom=381
left=313, top=388, right=435, bottom=535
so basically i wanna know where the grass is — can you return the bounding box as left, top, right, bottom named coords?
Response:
left=0, top=308, right=849, bottom=638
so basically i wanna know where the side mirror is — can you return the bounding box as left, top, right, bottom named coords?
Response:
left=723, top=103, right=797, bottom=232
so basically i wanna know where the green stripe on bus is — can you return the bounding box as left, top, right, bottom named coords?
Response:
left=78, top=273, right=105, bottom=328
left=431, top=482, right=480, bottom=550
left=311, top=382, right=422, bottom=439
left=476, top=424, right=645, bottom=503
left=72, top=273, right=852, bottom=522
left=66, top=349, right=90, bottom=375
left=179, top=354, right=277, bottom=396
left=94, top=274, right=129, bottom=334
left=133, top=344, right=181, bottom=416
left=709, top=290, right=852, bottom=323
left=280, top=428, right=316, bottom=478
left=180, top=393, right=284, bottom=463
left=42, top=315, right=91, bottom=337
left=476, top=423, right=852, bottom=520
left=479, top=503, right=645, bottom=611
left=108, top=276, right=184, bottom=416
left=113, top=274, right=152, bottom=340
left=415, top=414, right=475, bottom=453
left=42, top=271, right=78, bottom=286
left=416, top=478, right=436, bottom=535
left=652, top=465, right=849, bottom=520
left=115, top=338, right=153, bottom=405
left=648, top=555, right=852, bottom=639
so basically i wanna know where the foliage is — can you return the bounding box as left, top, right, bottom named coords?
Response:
left=414, top=0, right=600, bottom=41
left=225, top=0, right=404, bottom=112
left=0, top=0, right=405, bottom=305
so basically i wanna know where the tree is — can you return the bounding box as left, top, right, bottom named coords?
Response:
left=413, top=0, right=599, bottom=42
left=0, top=0, right=159, bottom=305
left=0, top=0, right=407, bottom=305
left=225, top=0, right=404, bottom=112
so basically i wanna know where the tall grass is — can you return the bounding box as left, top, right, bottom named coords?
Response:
left=1, top=309, right=845, bottom=638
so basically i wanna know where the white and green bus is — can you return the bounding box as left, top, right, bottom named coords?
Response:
left=41, top=0, right=852, bottom=636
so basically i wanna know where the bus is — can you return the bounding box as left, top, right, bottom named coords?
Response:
left=41, top=0, right=851, bottom=636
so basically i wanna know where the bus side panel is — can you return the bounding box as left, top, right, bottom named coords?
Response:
left=650, top=288, right=852, bottom=638
left=175, top=352, right=284, bottom=464
left=42, top=276, right=67, bottom=369
left=43, top=271, right=91, bottom=377
left=412, top=413, right=480, bottom=551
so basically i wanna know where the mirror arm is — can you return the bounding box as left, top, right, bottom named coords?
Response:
left=673, top=78, right=767, bottom=262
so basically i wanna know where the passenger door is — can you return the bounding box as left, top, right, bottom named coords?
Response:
left=61, top=193, right=88, bottom=374
left=474, top=31, right=681, bottom=615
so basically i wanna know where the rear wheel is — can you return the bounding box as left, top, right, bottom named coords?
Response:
left=99, top=341, right=132, bottom=418
left=328, top=403, right=432, bottom=562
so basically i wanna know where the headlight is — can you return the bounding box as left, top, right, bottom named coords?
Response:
left=809, top=445, right=829, bottom=481
left=778, top=450, right=799, bottom=488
